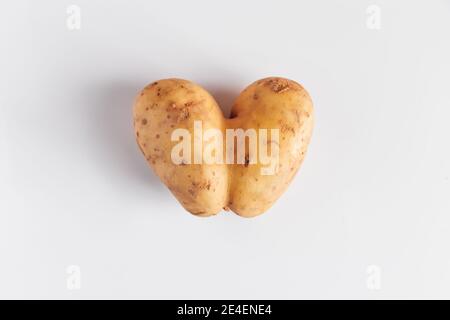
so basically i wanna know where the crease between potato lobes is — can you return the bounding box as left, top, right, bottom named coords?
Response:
left=133, top=77, right=314, bottom=217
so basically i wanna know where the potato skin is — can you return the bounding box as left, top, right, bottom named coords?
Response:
left=133, top=77, right=313, bottom=218
left=227, top=78, right=314, bottom=217
left=133, top=79, right=228, bottom=216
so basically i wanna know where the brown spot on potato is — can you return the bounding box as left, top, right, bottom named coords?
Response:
left=279, top=121, right=295, bottom=134
left=264, top=78, right=291, bottom=93
left=156, top=134, right=160, bottom=139
left=141, top=119, right=148, bottom=125
left=244, top=155, right=250, bottom=167
left=192, top=180, right=212, bottom=191
left=178, top=108, right=190, bottom=122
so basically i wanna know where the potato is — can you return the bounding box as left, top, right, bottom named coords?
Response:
left=133, top=77, right=314, bottom=217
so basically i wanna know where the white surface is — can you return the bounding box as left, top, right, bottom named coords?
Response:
left=1, top=0, right=450, bottom=299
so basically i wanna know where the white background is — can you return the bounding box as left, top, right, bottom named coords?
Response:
left=1, top=0, right=449, bottom=299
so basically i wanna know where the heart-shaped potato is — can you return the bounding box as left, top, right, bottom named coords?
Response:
left=133, top=77, right=313, bottom=217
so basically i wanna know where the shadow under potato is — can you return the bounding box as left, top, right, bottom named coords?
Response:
left=90, top=81, right=165, bottom=194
